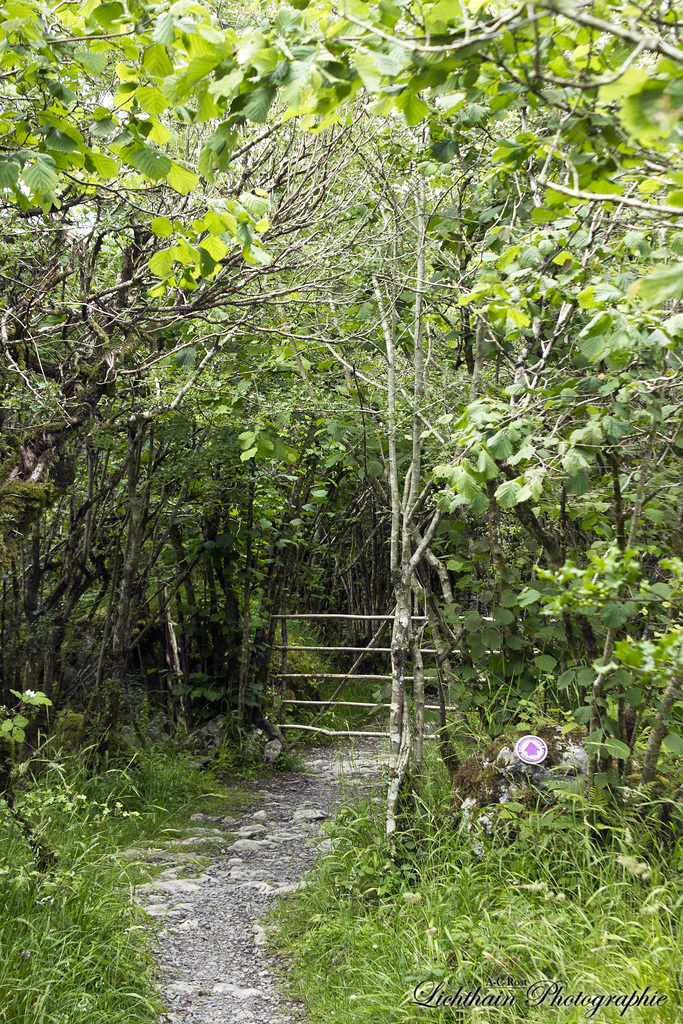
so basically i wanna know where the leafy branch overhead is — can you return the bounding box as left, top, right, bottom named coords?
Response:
left=2, top=0, right=683, bottom=806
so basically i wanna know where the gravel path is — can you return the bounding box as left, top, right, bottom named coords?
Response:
left=134, top=740, right=390, bottom=1024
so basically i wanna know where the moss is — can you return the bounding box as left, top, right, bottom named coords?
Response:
left=0, top=479, right=56, bottom=567
left=54, top=712, right=86, bottom=751
left=106, top=733, right=135, bottom=757
left=452, top=758, right=505, bottom=803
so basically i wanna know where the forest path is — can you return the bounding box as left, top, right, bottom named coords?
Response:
left=135, top=739, right=390, bottom=1024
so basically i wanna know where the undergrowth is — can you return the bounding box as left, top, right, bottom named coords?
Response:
left=0, top=748, right=252, bottom=1024
left=273, top=751, right=683, bottom=1024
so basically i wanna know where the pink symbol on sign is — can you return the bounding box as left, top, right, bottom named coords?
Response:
left=515, top=735, right=548, bottom=764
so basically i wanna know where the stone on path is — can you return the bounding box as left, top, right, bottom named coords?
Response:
left=139, top=739, right=391, bottom=1024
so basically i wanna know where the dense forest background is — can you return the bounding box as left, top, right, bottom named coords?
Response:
left=3, top=3, right=683, bottom=1024
left=1, top=0, right=683, bottom=811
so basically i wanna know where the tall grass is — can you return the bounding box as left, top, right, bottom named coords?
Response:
left=273, top=751, right=683, bottom=1024
left=0, top=748, right=251, bottom=1024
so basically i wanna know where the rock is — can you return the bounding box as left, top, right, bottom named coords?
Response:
left=183, top=715, right=228, bottom=755
left=54, top=712, right=86, bottom=751
left=153, top=877, right=210, bottom=894
left=452, top=726, right=588, bottom=834
left=252, top=925, right=268, bottom=946
left=235, top=824, right=266, bottom=838
left=263, top=738, right=284, bottom=763
left=164, top=982, right=197, bottom=996
left=176, top=918, right=200, bottom=932
left=230, top=838, right=272, bottom=854
left=292, top=807, right=327, bottom=822
left=251, top=811, right=267, bottom=821
left=145, top=711, right=171, bottom=745
left=120, top=725, right=141, bottom=749
left=211, top=983, right=262, bottom=998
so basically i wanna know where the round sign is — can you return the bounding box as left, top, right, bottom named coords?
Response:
left=515, top=735, right=548, bottom=764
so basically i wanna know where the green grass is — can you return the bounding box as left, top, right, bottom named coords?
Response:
left=273, top=751, right=683, bottom=1024
left=0, top=748, right=253, bottom=1024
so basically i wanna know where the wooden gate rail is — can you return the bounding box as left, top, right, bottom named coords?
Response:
left=272, top=646, right=438, bottom=654
left=282, top=699, right=461, bottom=711
left=272, top=610, right=441, bottom=743
left=272, top=613, right=428, bottom=621
left=278, top=724, right=440, bottom=740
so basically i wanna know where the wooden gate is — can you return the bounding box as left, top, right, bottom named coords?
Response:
left=271, top=612, right=457, bottom=744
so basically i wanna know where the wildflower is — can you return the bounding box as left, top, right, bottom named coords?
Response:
left=23, top=690, right=36, bottom=700
left=20, top=950, right=30, bottom=959
left=617, top=855, right=651, bottom=879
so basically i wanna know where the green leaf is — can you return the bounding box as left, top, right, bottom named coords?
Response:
left=494, top=479, right=521, bottom=509
left=519, top=245, right=542, bottom=269
left=199, top=246, right=216, bottom=276
left=585, top=728, right=604, bottom=755
left=605, top=737, right=631, bottom=759
left=580, top=335, right=608, bottom=362
left=456, top=469, right=481, bottom=500
left=172, top=346, right=197, bottom=369
left=354, top=52, right=383, bottom=92
left=0, top=160, right=19, bottom=187
left=662, top=732, right=683, bottom=755
left=518, top=588, right=541, bottom=607
left=45, top=129, right=78, bottom=153
left=136, top=86, right=169, bottom=116
left=149, top=248, right=175, bottom=277
left=240, top=84, right=277, bottom=124
left=534, top=655, right=557, bottom=672
left=599, top=601, right=630, bottom=628
left=396, top=89, right=428, bottom=126
left=637, top=263, right=683, bottom=306
left=23, top=156, right=58, bottom=194
left=143, top=44, right=174, bottom=79
left=75, top=50, right=109, bottom=75
left=565, top=471, right=589, bottom=495
left=151, top=217, right=173, bottom=238
left=88, top=152, right=119, bottom=178
left=128, top=147, right=172, bottom=180
left=152, top=10, right=176, bottom=44
left=200, top=234, right=229, bottom=261
left=624, top=687, right=643, bottom=707
left=93, top=2, right=124, bottom=29
left=488, top=431, right=513, bottom=459
left=167, top=163, right=199, bottom=195
left=573, top=705, right=592, bottom=725
left=239, top=192, right=269, bottom=218
left=91, top=117, right=117, bottom=139
left=477, top=448, right=498, bottom=480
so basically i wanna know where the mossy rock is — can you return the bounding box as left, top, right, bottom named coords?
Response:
left=452, top=725, right=588, bottom=834
left=54, top=712, right=86, bottom=751
left=106, top=732, right=135, bottom=757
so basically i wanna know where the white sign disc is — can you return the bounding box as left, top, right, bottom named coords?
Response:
left=515, top=735, right=548, bottom=764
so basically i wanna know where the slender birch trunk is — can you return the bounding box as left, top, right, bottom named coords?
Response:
left=375, top=170, right=430, bottom=839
